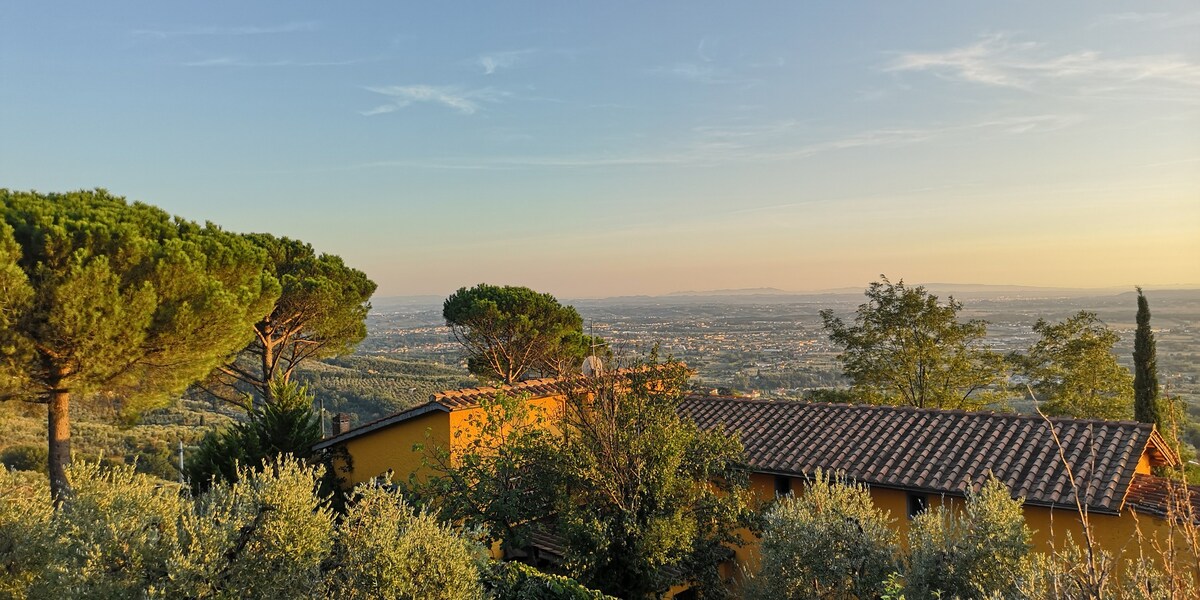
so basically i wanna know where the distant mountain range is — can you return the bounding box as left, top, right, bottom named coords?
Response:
left=370, top=284, right=1200, bottom=311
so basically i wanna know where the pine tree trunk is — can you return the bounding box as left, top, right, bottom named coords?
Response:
left=47, top=388, right=71, bottom=502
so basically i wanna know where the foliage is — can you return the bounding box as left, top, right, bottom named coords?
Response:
left=411, top=391, right=558, bottom=554
left=328, top=483, right=485, bottom=600
left=546, top=361, right=752, bottom=598
left=0, top=189, right=279, bottom=497
left=482, top=561, right=617, bottom=600
left=205, top=233, right=376, bottom=406
left=746, top=470, right=898, bottom=600
left=1134, top=287, right=1163, bottom=428
left=1016, top=534, right=1118, bottom=600
left=297, top=354, right=474, bottom=424
left=802, top=388, right=856, bottom=403
left=419, top=359, right=751, bottom=598
left=1017, top=311, right=1134, bottom=420
left=0, top=457, right=495, bottom=600
left=0, top=445, right=47, bottom=474
left=0, top=469, right=53, bottom=599
left=184, top=379, right=322, bottom=493
left=906, top=477, right=1033, bottom=600
left=819, top=276, right=1006, bottom=409
left=443, top=283, right=592, bottom=384
left=31, top=460, right=191, bottom=598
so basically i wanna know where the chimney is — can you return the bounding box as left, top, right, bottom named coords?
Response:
left=332, top=413, right=352, bottom=437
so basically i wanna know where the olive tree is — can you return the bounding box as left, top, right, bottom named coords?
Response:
left=0, top=189, right=279, bottom=499
left=906, top=477, right=1033, bottom=599
left=746, top=470, right=898, bottom=600
left=2, top=457, right=487, bottom=600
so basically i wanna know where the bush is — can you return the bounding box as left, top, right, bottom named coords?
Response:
left=0, top=445, right=47, bottom=474
left=0, top=457, right=493, bottom=600
left=329, top=484, right=485, bottom=600
left=483, top=561, right=617, bottom=600
left=0, top=468, right=53, bottom=599
left=29, top=461, right=189, bottom=598
left=747, top=470, right=898, bottom=599
left=906, top=477, right=1032, bottom=599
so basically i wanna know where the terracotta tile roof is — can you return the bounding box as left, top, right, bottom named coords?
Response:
left=431, top=377, right=569, bottom=410
left=678, top=396, right=1175, bottom=514
left=1124, top=474, right=1200, bottom=521
left=315, top=368, right=652, bottom=449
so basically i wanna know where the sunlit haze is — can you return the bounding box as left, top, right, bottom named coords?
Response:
left=2, top=2, right=1197, bottom=298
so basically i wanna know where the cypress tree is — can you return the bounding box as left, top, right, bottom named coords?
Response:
left=1133, top=286, right=1161, bottom=427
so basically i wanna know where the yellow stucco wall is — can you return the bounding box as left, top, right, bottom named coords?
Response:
left=335, top=394, right=568, bottom=489
left=338, top=409, right=451, bottom=487
left=739, top=471, right=1195, bottom=578
left=446, top=394, right=566, bottom=461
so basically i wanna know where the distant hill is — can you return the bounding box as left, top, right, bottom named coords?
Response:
left=373, top=286, right=1200, bottom=311
left=570, top=284, right=1200, bottom=306
left=666, top=287, right=794, bottom=296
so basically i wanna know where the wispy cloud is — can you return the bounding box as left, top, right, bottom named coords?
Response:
left=338, top=113, right=1077, bottom=169
left=183, top=57, right=364, bottom=68
left=134, top=22, right=316, bottom=38
left=886, top=33, right=1200, bottom=96
left=475, top=49, right=535, bottom=75
left=361, top=85, right=508, bottom=115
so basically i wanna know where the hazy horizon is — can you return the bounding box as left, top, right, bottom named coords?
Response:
left=3, top=2, right=1197, bottom=298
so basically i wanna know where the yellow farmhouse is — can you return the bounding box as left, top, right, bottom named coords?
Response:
left=315, top=372, right=1199, bottom=590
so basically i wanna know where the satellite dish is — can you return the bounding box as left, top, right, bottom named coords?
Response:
left=582, top=355, right=605, bottom=377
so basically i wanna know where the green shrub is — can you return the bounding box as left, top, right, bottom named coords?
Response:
left=746, top=470, right=898, bottom=600
left=483, top=561, right=617, bottom=600
left=0, top=458, right=496, bottom=600
left=906, top=478, right=1032, bottom=599
left=329, top=484, right=485, bottom=600
left=0, top=445, right=47, bottom=474
left=0, top=469, right=53, bottom=599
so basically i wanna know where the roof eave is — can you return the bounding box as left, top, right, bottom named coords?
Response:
left=313, top=402, right=451, bottom=451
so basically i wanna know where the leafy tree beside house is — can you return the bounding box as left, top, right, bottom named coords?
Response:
left=419, top=358, right=751, bottom=599
left=0, top=189, right=279, bottom=499
left=906, top=477, right=1033, bottom=600
left=1016, top=311, right=1133, bottom=420
left=819, top=276, right=1006, bottom=409
left=443, top=284, right=601, bottom=384
left=538, top=360, right=751, bottom=598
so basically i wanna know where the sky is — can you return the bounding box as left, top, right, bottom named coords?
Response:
left=1, top=2, right=1198, bottom=298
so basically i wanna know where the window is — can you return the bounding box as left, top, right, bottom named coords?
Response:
left=907, top=492, right=928, bottom=519
left=774, top=475, right=792, bottom=497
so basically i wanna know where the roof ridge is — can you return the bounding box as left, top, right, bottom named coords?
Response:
left=680, top=395, right=1156, bottom=429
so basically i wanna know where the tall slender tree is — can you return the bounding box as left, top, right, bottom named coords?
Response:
left=0, top=190, right=279, bottom=499
left=1133, top=286, right=1162, bottom=428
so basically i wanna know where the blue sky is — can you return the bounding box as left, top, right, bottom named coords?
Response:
left=2, top=1, right=1197, bottom=297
